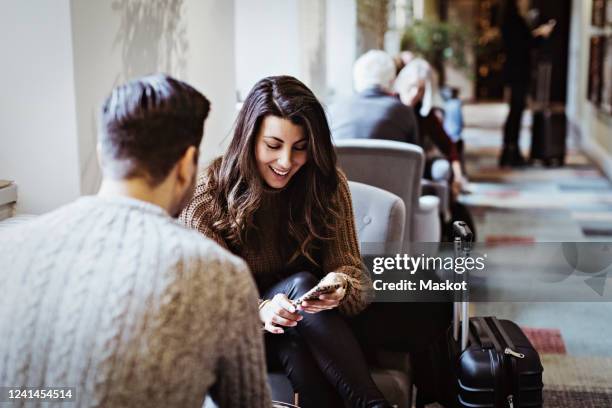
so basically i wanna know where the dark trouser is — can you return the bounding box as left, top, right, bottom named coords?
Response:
left=263, top=272, right=387, bottom=408
left=503, top=82, right=529, bottom=148
left=351, top=302, right=451, bottom=353
left=263, top=272, right=452, bottom=408
left=353, top=302, right=454, bottom=407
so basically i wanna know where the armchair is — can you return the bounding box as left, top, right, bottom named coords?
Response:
left=267, top=181, right=413, bottom=407
left=334, top=139, right=440, bottom=242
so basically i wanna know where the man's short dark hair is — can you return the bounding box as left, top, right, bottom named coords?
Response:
left=100, top=74, right=210, bottom=185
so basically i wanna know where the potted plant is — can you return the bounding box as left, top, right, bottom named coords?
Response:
left=401, top=19, right=474, bottom=85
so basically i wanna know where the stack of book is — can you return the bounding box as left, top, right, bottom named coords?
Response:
left=0, top=180, right=17, bottom=221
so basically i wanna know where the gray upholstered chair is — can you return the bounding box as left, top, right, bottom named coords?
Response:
left=334, top=139, right=441, bottom=242
left=421, top=178, right=451, bottom=223
left=349, top=181, right=405, bottom=253
left=267, top=181, right=412, bottom=408
left=348, top=181, right=413, bottom=407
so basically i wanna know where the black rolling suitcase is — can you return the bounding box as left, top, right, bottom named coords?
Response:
left=530, top=108, right=566, bottom=166
left=450, top=221, right=544, bottom=408
left=529, top=62, right=567, bottom=166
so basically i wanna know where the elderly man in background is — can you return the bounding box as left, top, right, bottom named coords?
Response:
left=0, top=75, right=271, bottom=408
left=329, top=49, right=419, bottom=144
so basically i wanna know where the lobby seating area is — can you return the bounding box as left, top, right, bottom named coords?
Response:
left=1, top=1, right=611, bottom=407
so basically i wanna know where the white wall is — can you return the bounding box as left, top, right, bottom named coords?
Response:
left=1, top=0, right=363, bottom=214
left=70, top=0, right=237, bottom=193
left=185, top=1, right=237, bottom=163
left=567, top=0, right=612, bottom=179
left=0, top=2, right=81, bottom=214
left=0, top=1, right=237, bottom=214
left=235, top=0, right=343, bottom=104
left=234, top=0, right=301, bottom=100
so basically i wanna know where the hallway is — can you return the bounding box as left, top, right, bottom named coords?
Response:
left=462, top=103, right=612, bottom=243
left=459, top=103, right=612, bottom=406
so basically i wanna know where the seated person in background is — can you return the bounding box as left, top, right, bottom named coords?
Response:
left=394, top=58, right=467, bottom=197
left=0, top=74, right=271, bottom=408
left=441, top=86, right=468, bottom=178
left=329, top=49, right=419, bottom=144
left=441, top=87, right=464, bottom=144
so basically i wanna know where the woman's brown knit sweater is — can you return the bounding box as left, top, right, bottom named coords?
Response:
left=179, top=163, right=372, bottom=316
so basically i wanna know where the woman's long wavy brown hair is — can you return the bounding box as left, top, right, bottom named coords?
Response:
left=206, top=76, right=339, bottom=265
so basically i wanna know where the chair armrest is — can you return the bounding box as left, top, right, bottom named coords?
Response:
left=371, top=350, right=412, bottom=373
left=413, top=195, right=441, bottom=242
left=370, top=351, right=413, bottom=408
left=421, top=179, right=450, bottom=222
left=416, top=195, right=439, bottom=215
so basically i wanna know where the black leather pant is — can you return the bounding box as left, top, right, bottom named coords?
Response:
left=263, top=272, right=389, bottom=408
left=263, top=271, right=451, bottom=408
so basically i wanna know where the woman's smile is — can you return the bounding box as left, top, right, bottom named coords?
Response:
left=255, top=115, right=308, bottom=189
left=270, top=165, right=290, bottom=177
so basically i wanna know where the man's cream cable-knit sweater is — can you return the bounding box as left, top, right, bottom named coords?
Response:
left=0, top=196, right=271, bottom=408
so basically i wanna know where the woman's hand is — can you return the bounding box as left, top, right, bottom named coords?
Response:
left=533, top=19, right=556, bottom=38
left=297, top=272, right=347, bottom=314
left=259, top=293, right=303, bottom=334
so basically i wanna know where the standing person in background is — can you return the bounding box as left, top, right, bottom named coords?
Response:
left=181, top=75, right=393, bottom=408
left=499, top=0, right=555, bottom=167
left=0, top=75, right=271, bottom=408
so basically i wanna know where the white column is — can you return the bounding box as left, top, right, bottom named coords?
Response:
left=234, top=0, right=331, bottom=101
left=234, top=0, right=301, bottom=100
left=326, top=0, right=357, bottom=101
left=299, top=0, right=327, bottom=99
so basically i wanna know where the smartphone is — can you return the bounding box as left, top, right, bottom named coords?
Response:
left=292, top=282, right=342, bottom=306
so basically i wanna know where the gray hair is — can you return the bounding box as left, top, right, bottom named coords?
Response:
left=353, top=50, right=396, bottom=93
left=394, top=57, right=434, bottom=116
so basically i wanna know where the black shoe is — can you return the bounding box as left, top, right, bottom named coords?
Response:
left=499, top=147, right=513, bottom=167
left=499, top=146, right=527, bottom=168
left=511, top=150, right=527, bottom=167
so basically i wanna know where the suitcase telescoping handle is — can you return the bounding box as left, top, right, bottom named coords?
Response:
left=536, top=62, right=552, bottom=109
left=453, top=221, right=472, bottom=351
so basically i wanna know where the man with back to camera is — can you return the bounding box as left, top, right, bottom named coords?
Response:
left=329, top=49, right=419, bottom=144
left=0, top=74, right=271, bottom=407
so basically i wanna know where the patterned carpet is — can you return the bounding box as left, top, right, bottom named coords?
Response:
left=522, top=327, right=612, bottom=407
left=458, top=103, right=612, bottom=407
left=522, top=327, right=567, bottom=355
left=543, top=354, right=612, bottom=407
left=461, top=103, right=612, bottom=243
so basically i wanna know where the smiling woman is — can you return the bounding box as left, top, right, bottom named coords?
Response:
left=255, top=116, right=308, bottom=189
left=179, top=76, right=392, bottom=408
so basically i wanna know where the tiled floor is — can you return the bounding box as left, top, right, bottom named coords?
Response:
left=460, top=103, right=612, bottom=357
